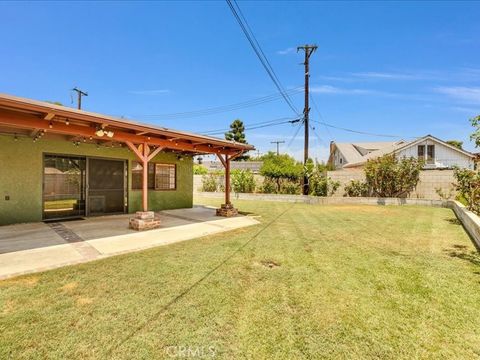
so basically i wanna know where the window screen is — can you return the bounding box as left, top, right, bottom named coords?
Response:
left=155, top=164, right=176, bottom=190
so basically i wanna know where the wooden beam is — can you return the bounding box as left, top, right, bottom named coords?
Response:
left=125, top=141, right=145, bottom=161
left=216, top=153, right=227, bottom=168
left=30, top=129, right=41, bottom=138
left=230, top=151, right=245, bottom=161
left=44, top=112, right=55, bottom=121
left=0, top=110, right=241, bottom=155
left=147, top=147, right=164, bottom=162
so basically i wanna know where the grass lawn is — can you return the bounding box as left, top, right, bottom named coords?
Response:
left=1, top=197, right=480, bottom=359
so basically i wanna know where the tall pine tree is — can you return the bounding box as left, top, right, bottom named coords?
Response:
left=225, top=119, right=249, bottom=160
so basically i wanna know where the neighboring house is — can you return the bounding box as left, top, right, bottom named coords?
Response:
left=328, top=135, right=475, bottom=170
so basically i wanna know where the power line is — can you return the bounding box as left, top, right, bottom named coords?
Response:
left=202, top=117, right=301, bottom=136
left=309, top=94, right=333, bottom=139
left=226, top=0, right=300, bottom=115
left=202, top=116, right=295, bottom=135
left=134, top=87, right=303, bottom=120
left=311, top=120, right=407, bottom=138
left=287, top=123, right=303, bottom=150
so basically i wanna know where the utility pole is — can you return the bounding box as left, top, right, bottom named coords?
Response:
left=270, top=140, right=285, bottom=155
left=72, top=87, right=88, bottom=110
left=297, top=44, right=317, bottom=195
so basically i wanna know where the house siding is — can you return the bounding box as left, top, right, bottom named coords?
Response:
left=0, top=135, right=193, bottom=225
left=396, top=139, right=474, bottom=169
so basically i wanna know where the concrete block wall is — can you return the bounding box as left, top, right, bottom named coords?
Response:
left=327, top=169, right=456, bottom=200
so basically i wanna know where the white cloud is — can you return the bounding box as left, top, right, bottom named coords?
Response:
left=128, top=89, right=170, bottom=95
left=450, top=106, right=480, bottom=114
left=434, top=86, right=480, bottom=104
left=310, top=85, right=373, bottom=95
left=276, top=47, right=295, bottom=55
left=351, top=71, right=422, bottom=80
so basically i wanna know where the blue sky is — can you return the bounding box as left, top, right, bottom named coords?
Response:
left=1, top=1, right=479, bottom=161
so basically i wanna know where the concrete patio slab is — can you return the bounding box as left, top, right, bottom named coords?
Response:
left=0, top=223, right=66, bottom=254
left=0, top=206, right=260, bottom=280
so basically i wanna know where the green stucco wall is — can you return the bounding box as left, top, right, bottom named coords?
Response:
left=0, top=135, right=193, bottom=225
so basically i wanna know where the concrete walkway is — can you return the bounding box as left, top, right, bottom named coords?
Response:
left=0, top=206, right=259, bottom=280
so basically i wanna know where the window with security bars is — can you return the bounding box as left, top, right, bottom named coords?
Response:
left=155, top=163, right=176, bottom=190
left=132, top=162, right=176, bottom=190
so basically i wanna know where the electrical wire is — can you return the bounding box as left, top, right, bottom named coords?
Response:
left=226, top=0, right=300, bottom=116
left=201, top=116, right=295, bottom=135
left=311, top=120, right=407, bottom=139
left=133, top=87, right=303, bottom=120
left=309, top=94, right=334, bottom=139
left=286, top=123, right=303, bottom=150
left=202, top=117, right=301, bottom=136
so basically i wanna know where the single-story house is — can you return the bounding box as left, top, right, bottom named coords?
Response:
left=328, top=135, right=475, bottom=170
left=0, top=93, right=253, bottom=226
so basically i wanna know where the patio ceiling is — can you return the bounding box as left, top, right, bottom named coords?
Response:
left=0, top=93, right=254, bottom=156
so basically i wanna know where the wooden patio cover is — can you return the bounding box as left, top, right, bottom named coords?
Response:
left=0, top=93, right=254, bottom=211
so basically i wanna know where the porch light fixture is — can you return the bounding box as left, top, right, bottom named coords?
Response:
left=94, top=125, right=114, bottom=138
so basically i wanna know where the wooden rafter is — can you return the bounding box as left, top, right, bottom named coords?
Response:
left=0, top=110, right=242, bottom=155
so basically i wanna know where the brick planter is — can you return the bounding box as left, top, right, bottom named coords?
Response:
left=129, top=211, right=161, bottom=231
left=216, top=203, right=238, bottom=217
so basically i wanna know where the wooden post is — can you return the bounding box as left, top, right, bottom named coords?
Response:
left=216, top=153, right=237, bottom=216
left=225, top=155, right=231, bottom=205
left=142, top=143, right=149, bottom=212
left=125, top=141, right=163, bottom=212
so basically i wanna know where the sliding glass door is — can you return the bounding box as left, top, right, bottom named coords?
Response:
left=43, top=155, right=86, bottom=220
left=43, top=155, right=127, bottom=220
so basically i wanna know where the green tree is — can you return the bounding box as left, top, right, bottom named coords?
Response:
left=260, top=152, right=302, bottom=193
left=225, top=119, right=249, bottom=161
left=470, top=115, right=480, bottom=148
left=454, top=168, right=480, bottom=214
left=193, top=164, right=208, bottom=175
left=446, top=140, right=463, bottom=149
left=364, top=154, right=423, bottom=197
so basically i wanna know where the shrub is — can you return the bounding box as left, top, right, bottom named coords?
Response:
left=309, top=175, right=340, bottom=196
left=364, top=154, right=423, bottom=197
left=231, top=170, right=256, bottom=193
left=260, top=178, right=277, bottom=194
left=344, top=180, right=369, bottom=197
left=201, top=174, right=218, bottom=192
left=193, top=164, right=208, bottom=175
left=453, top=168, right=480, bottom=214
left=435, top=186, right=455, bottom=200
left=280, top=180, right=301, bottom=195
